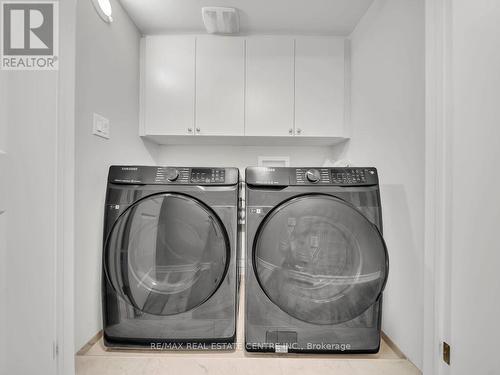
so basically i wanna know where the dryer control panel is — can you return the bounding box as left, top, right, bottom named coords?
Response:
left=108, top=166, right=239, bottom=186
left=246, top=167, right=379, bottom=186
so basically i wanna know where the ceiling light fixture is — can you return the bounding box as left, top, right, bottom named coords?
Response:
left=92, top=0, right=113, bottom=23
left=202, top=7, right=239, bottom=35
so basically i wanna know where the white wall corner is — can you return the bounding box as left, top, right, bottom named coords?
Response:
left=424, top=0, right=453, bottom=374
left=343, top=38, right=352, bottom=138
left=139, top=36, right=146, bottom=137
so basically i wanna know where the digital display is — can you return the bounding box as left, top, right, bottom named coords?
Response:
left=331, top=168, right=367, bottom=184
left=191, top=168, right=211, bottom=177
left=190, top=168, right=225, bottom=183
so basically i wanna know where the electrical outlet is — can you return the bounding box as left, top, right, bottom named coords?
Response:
left=93, top=113, right=110, bottom=139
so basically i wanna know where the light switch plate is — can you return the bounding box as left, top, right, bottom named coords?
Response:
left=93, top=113, right=110, bottom=139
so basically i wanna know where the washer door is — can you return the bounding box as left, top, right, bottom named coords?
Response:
left=253, top=194, right=388, bottom=325
left=105, top=193, right=229, bottom=316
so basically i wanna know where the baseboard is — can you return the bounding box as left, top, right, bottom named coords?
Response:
left=76, top=330, right=103, bottom=356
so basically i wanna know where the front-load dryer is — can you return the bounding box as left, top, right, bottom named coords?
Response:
left=245, top=167, right=388, bottom=353
left=102, top=166, right=239, bottom=348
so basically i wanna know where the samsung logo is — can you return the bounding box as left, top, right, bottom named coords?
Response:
left=121, top=167, right=138, bottom=171
left=263, top=168, right=276, bottom=172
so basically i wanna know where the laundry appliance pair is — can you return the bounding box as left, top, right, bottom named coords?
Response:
left=102, top=166, right=388, bottom=353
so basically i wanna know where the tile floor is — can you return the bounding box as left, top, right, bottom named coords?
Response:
left=76, top=284, right=421, bottom=375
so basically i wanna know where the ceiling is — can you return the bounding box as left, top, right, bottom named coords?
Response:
left=119, top=0, right=375, bottom=36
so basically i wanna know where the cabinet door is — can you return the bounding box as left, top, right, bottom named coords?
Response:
left=245, top=37, right=294, bottom=136
left=142, top=36, right=195, bottom=136
left=195, top=36, right=245, bottom=136
left=295, top=37, right=345, bottom=137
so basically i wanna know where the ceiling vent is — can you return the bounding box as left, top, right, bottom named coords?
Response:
left=202, top=7, right=240, bottom=35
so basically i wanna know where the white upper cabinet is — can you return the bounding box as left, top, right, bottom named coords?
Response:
left=141, top=36, right=195, bottom=136
left=195, top=36, right=245, bottom=136
left=245, top=37, right=294, bottom=136
left=140, top=35, right=348, bottom=144
left=295, top=37, right=346, bottom=137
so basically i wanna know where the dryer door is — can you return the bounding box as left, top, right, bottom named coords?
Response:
left=105, top=193, right=229, bottom=316
left=253, top=194, right=388, bottom=325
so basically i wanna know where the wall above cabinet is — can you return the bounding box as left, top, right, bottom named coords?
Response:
left=140, top=35, right=350, bottom=146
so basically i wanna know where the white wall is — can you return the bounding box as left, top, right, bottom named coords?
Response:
left=0, top=3, right=77, bottom=373
left=58, top=2, right=77, bottom=373
left=0, top=61, right=7, bottom=375
left=0, top=72, right=59, bottom=375
left=74, top=0, right=159, bottom=351
left=448, top=1, right=500, bottom=373
left=156, top=144, right=348, bottom=172
left=348, top=0, right=425, bottom=369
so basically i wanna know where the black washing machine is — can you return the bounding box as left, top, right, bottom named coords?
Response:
left=245, top=167, right=388, bottom=353
left=102, top=166, right=239, bottom=348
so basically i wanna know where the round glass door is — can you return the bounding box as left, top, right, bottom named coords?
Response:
left=105, top=193, right=229, bottom=316
left=253, top=194, right=388, bottom=325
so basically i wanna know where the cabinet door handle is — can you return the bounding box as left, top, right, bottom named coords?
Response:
left=296, top=128, right=302, bottom=135
left=289, top=128, right=293, bottom=135
left=187, top=128, right=193, bottom=134
left=196, top=128, right=201, bottom=134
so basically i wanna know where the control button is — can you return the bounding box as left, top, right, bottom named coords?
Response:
left=305, top=169, right=321, bottom=183
left=165, top=168, right=179, bottom=182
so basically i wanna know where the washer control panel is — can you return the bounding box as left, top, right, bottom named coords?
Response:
left=108, top=166, right=238, bottom=186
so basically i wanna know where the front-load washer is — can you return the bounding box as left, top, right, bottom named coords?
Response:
left=102, top=165, right=239, bottom=348
left=245, top=167, right=388, bottom=353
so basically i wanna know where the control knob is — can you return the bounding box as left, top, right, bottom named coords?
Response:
left=165, top=168, right=179, bottom=182
left=305, top=169, right=321, bottom=183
